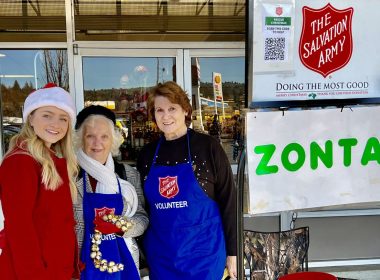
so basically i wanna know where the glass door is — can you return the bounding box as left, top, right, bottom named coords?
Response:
left=183, top=49, right=245, bottom=163
left=0, top=48, right=69, bottom=158
left=74, top=48, right=183, bottom=164
left=74, top=48, right=245, bottom=164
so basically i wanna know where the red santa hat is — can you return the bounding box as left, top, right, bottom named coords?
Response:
left=23, top=83, right=76, bottom=124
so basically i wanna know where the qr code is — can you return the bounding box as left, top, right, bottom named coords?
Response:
left=264, top=37, right=285, bottom=61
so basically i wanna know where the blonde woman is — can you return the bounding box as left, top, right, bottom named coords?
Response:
left=0, top=83, right=79, bottom=280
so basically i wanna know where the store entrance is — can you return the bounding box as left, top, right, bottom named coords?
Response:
left=75, top=48, right=244, bottom=164
left=75, top=48, right=181, bottom=164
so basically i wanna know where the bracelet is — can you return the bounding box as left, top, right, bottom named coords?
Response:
left=102, top=213, right=133, bottom=233
left=90, top=214, right=133, bottom=273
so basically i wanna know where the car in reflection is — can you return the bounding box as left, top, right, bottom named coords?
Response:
left=3, top=125, right=21, bottom=153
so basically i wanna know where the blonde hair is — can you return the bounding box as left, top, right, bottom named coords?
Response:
left=74, top=114, right=124, bottom=157
left=7, top=119, right=78, bottom=202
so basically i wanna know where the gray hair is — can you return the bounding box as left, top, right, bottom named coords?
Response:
left=74, top=114, right=124, bottom=156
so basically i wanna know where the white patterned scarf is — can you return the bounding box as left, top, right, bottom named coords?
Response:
left=77, top=149, right=138, bottom=217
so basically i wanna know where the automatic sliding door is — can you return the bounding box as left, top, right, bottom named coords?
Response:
left=77, top=49, right=181, bottom=164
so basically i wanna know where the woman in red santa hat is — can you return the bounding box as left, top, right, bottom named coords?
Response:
left=0, top=83, right=79, bottom=280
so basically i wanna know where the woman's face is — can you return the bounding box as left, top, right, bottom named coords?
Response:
left=154, top=95, right=188, bottom=140
left=29, top=106, right=70, bottom=148
left=83, top=117, right=113, bottom=164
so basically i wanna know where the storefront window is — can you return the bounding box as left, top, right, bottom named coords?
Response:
left=190, top=56, right=245, bottom=163
left=0, top=49, right=68, bottom=155
left=82, top=56, right=176, bottom=163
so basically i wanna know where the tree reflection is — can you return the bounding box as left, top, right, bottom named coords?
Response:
left=1, top=50, right=68, bottom=121
left=39, top=50, right=69, bottom=89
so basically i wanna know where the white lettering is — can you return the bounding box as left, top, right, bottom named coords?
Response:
left=89, top=233, right=117, bottom=240
left=155, top=200, right=189, bottom=210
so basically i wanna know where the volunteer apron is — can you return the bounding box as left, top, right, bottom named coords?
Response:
left=80, top=171, right=140, bottom=280
left=144, top=132, right=226, bottom=280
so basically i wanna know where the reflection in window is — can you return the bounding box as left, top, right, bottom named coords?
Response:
left=82, top=57, right=176, bottom=163
left=190, top=57, right=245, bottom=163
left=0, top=49, right=68, bottom=155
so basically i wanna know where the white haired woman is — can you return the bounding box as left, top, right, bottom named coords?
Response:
left=73, top=105, right=148, bottom=280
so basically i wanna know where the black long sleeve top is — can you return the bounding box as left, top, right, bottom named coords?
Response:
left=137, top=129, right=237, bottom=256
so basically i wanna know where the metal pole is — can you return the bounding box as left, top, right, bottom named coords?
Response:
left=0, top=53, right=5, bottom=158
left=0, top=66, right=3, bottom=158
left=33, top=51, right=41, bottom=89
left=236, top=147, right=246, bottom=280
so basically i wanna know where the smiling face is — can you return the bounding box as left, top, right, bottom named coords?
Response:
left=29, top=106, right=70, bottom=148
left=154, top=95, right=188, bottom=140
left=82, top=117, right=113, bottom=164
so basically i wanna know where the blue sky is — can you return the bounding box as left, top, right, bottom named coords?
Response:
left=0, top=50, right=244, bottom=89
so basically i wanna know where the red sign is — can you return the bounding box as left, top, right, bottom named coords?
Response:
left=299, top=3, right=353, bottom=78
left=276, top=7, right=283, bottom=16
left=94, top=207, right=115, bottom=219
left=159, top=176, right=179, bottom=199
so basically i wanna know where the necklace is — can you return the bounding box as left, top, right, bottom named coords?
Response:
left=90, top=213, right=133, bottom=273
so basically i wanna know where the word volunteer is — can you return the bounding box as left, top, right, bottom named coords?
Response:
left=155, top=200, right=189, bottom=210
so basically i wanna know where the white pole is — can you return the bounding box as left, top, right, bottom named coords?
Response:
left=212, top=72, right=218, bottom=114
left=197, top=87, right=204, bottom=131
left=0, top=55, right=4, bottom=159
left=222, top=96, right=225, bottom=120
left=33, top=51, right=42, bottom=89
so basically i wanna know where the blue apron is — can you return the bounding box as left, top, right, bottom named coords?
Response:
left=80, top=171, right=140, bottom=280
left=144, top=132, right=226, bottom=280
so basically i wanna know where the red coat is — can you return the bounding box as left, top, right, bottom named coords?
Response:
left=0, top=149, right=78, bottom=280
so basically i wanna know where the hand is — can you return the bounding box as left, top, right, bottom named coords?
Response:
left=93, top=216, right=122, bottom=235
left=226, top=255, right=237, bottom=279
left=79, top=260, right=86, bottom=272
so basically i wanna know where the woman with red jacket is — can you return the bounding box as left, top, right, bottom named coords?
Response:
left=0, top=83, right=79, bottom=280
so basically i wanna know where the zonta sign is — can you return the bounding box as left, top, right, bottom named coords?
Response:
left=254, top=137, right=380, bottom=175
left=246, top=108, right=380, bottom=214
left=299, top=3, right=354, bottom=77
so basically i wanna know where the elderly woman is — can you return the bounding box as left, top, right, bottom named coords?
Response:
left=73, top=105, right=148, bottom=280
left=137, top=81, right=237, bottom=280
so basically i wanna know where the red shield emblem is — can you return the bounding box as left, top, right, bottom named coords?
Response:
left=276, top=7, right=283, bottom=16
left=94, top=207, right=115, bottom=219
left=159, top=176, right=179, bottom=199
left=299, top=3, right=353, bottom=78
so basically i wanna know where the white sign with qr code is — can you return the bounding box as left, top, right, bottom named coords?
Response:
left=262, top=3, right=292, bottom=62
left=253, top=0, right=296, bottom=72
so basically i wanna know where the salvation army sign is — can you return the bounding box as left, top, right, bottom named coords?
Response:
left=246, top=106, right=380, bottom=214
left=251, top=0, right=380, bottom=103
left=159, top=176, right=179, bottom=199
left=299, top=3, right=353, bottom=78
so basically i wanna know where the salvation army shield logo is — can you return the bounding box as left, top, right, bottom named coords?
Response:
left=299, top=3, right=353, bottom=78
left=276, top=7, right=283, bottom=16
left=94, top=207, right=115, bottom=219
left=159, top=176, right=179, bottom=199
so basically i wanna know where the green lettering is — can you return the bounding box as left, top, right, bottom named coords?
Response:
left=310, top=140, right=333, bottom=169
left=281, top=143, right=305, bottom=172
left=254, top=144, right=278, bottom=175
left=338, top=138, right=358, bottom=167
left=361, top=137, right=380, bottom=165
